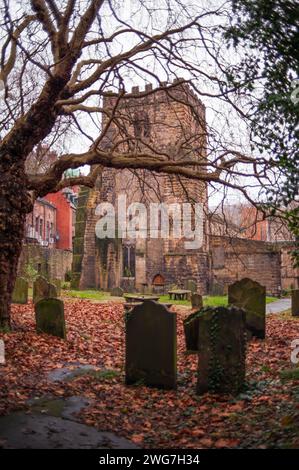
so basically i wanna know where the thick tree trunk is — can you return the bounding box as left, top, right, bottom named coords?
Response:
left=0, top=158, right=31, bottom=329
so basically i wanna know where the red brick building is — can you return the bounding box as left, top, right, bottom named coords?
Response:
left=25, top=198, right=57, bottom=247
left=45, top=189, right=77, bottom=250
left=25, top=188, right=77, bottom=251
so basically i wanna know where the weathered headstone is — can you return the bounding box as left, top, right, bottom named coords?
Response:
left=48, top=283, right=58, bottom=299
left=52, top=279, right=61, bottom=297
left=292, top=289, right=299, bottom=317
left=111, top=287, right=124, bottom=297
left=33, top=276, right=49, bottom=304
left=35, top=298, right=66, bottom=339
left=33, top=276, right=57, bottom=304
left=12, top=277, right=28, bottom=304
left=191, top=293, right=203, bottom=310
left=197, top=306, right=246, bottom=395
left=210, top=281, right=225, bottom=296
left=228, top=278, right=266, bottom=339
left=185, top=280, right=197, bottom=293
left=183, top=309, right=203, bottom=352
left=125, top=300, right=176, bottom=389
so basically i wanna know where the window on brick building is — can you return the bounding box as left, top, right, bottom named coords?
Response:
left=123, top=245, right=135, bottom=278
left=213, top=246, right=225, bottom=269
left=133, top=112, right=151, bottom=139
left=39, top=219, right=43, bottom=237
left=46, top=221, right=50, bottom=240
left=35, top=217, right=39, bottom=234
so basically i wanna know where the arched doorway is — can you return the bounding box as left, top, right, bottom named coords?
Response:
left=152, top=274, right=165, bottom=293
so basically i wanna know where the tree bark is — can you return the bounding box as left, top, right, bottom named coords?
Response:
left=0, top=156, right=31, bottom=329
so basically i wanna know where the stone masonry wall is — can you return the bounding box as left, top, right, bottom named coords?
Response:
left=279, top=242, right=299, bottom=290
left=210, top=235, right=281, bottom=296
left=18, top=242, right=72, bottom=281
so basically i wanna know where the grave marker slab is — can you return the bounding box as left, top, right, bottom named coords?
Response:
left=33, top=276, right=58, bottom=304
left=292, top=289, right=299, bottom=317
left=185, top=280, right=197, bottom=294
left=197, top=306, right=246, bottom=395
left=111, top=287, right=124, bottom=297
left=48, top=283, right=58, bottom=299
left=12, top=277, right=28, bottom=304
left=33, top=276, right=49, bottom=304
left=35, top=298, right=66, bottom=339
left=210, top=282, right=225, bottom=296
left=52, top=279, right=61, bottom=297
left=228, top=277, right=266, bottom=339
left=183, top=309, right=203, bottom=352
left=125, top=300, right=176, bottom=389
left=191, top=293, right=203, bottom=310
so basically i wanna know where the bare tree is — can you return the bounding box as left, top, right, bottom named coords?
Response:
left=0, top=0, right=283, bottom=327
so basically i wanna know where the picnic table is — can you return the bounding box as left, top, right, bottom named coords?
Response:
left=124, top=294, right=160, bottom=303
left=168, top=289, right=191, bottom=301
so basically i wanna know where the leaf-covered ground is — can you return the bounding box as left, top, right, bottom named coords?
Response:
left=0, top=300, right=299, bottom=448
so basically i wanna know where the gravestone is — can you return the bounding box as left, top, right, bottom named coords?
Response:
left=197, top=306, right=246, bottom=395
left=52, top=279, right=61, bottom=297
left=33, top=276, right=49, bottom=304
left=35, top=298, right=66, bottom=339
left=191, top=293, right=203, bottom=310
left=33, top=276, right=57, bottom=304
left=228, top=278, right=266, bottom=339
left=183, top=309, right=204, bottom=352
left=292, top=289, right=299, bottom=317
left=210, top=281, right=225, bottom=296
left=125, top=300, right=177, bottom=389
left=48, top=283, right=58, bottom=299
left=12, top=278, right=28, bottom=304
left=185, top=280, right=197, bottom=293
left=111, top=287, right=124, bottom=297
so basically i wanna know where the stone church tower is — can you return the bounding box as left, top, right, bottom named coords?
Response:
left=72, top=80, right=210, bottom=294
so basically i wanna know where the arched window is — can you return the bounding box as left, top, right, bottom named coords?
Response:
left=133, top=112, right=151, bottom=139
left=123, top=245, right=135, bottom=278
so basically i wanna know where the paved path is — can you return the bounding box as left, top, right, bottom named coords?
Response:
left=0, top=395, right=137, bottom=449
left=266, top=298, right=291, bottom=314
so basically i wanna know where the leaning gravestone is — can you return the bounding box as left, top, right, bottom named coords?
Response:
left=185, top=280, right=197, bottom=294
left=33, top=276, right=57, bottom=304
left=48, top=283, right=58, bottom=299
left=197, top=306, right=246, bottom=395
left=111, top=287, right=124, bottom=297
left=52, top=279, right=61, bottom=297
left=125, top=300, right=177, bottom=389
left=210, top=282, right=225, bottom=296
left=12, top=277, right=28, bottom=304
left=33, top=276, right=49, bottom=304
left=228, top=278, right=266, bottom=339
left=191, top=293, right=203, bottom=310
left=292, top=289, right=299, bottom=317
left=35, top=298, right=66, bottom=339
left=184, top=309, right=204, bottom=352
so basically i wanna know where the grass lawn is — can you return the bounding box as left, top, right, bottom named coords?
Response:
left=62, top=289, right=277, bottom=307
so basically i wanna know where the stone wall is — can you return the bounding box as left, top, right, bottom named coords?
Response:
left=278, top=242, right=299, bottom=290
left=210, top=236, right=281, bottom=296
left=18, top=242, right=72, bottom=281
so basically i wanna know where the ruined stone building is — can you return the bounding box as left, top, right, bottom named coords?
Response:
left=72, top=81, right=298, bottom=295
